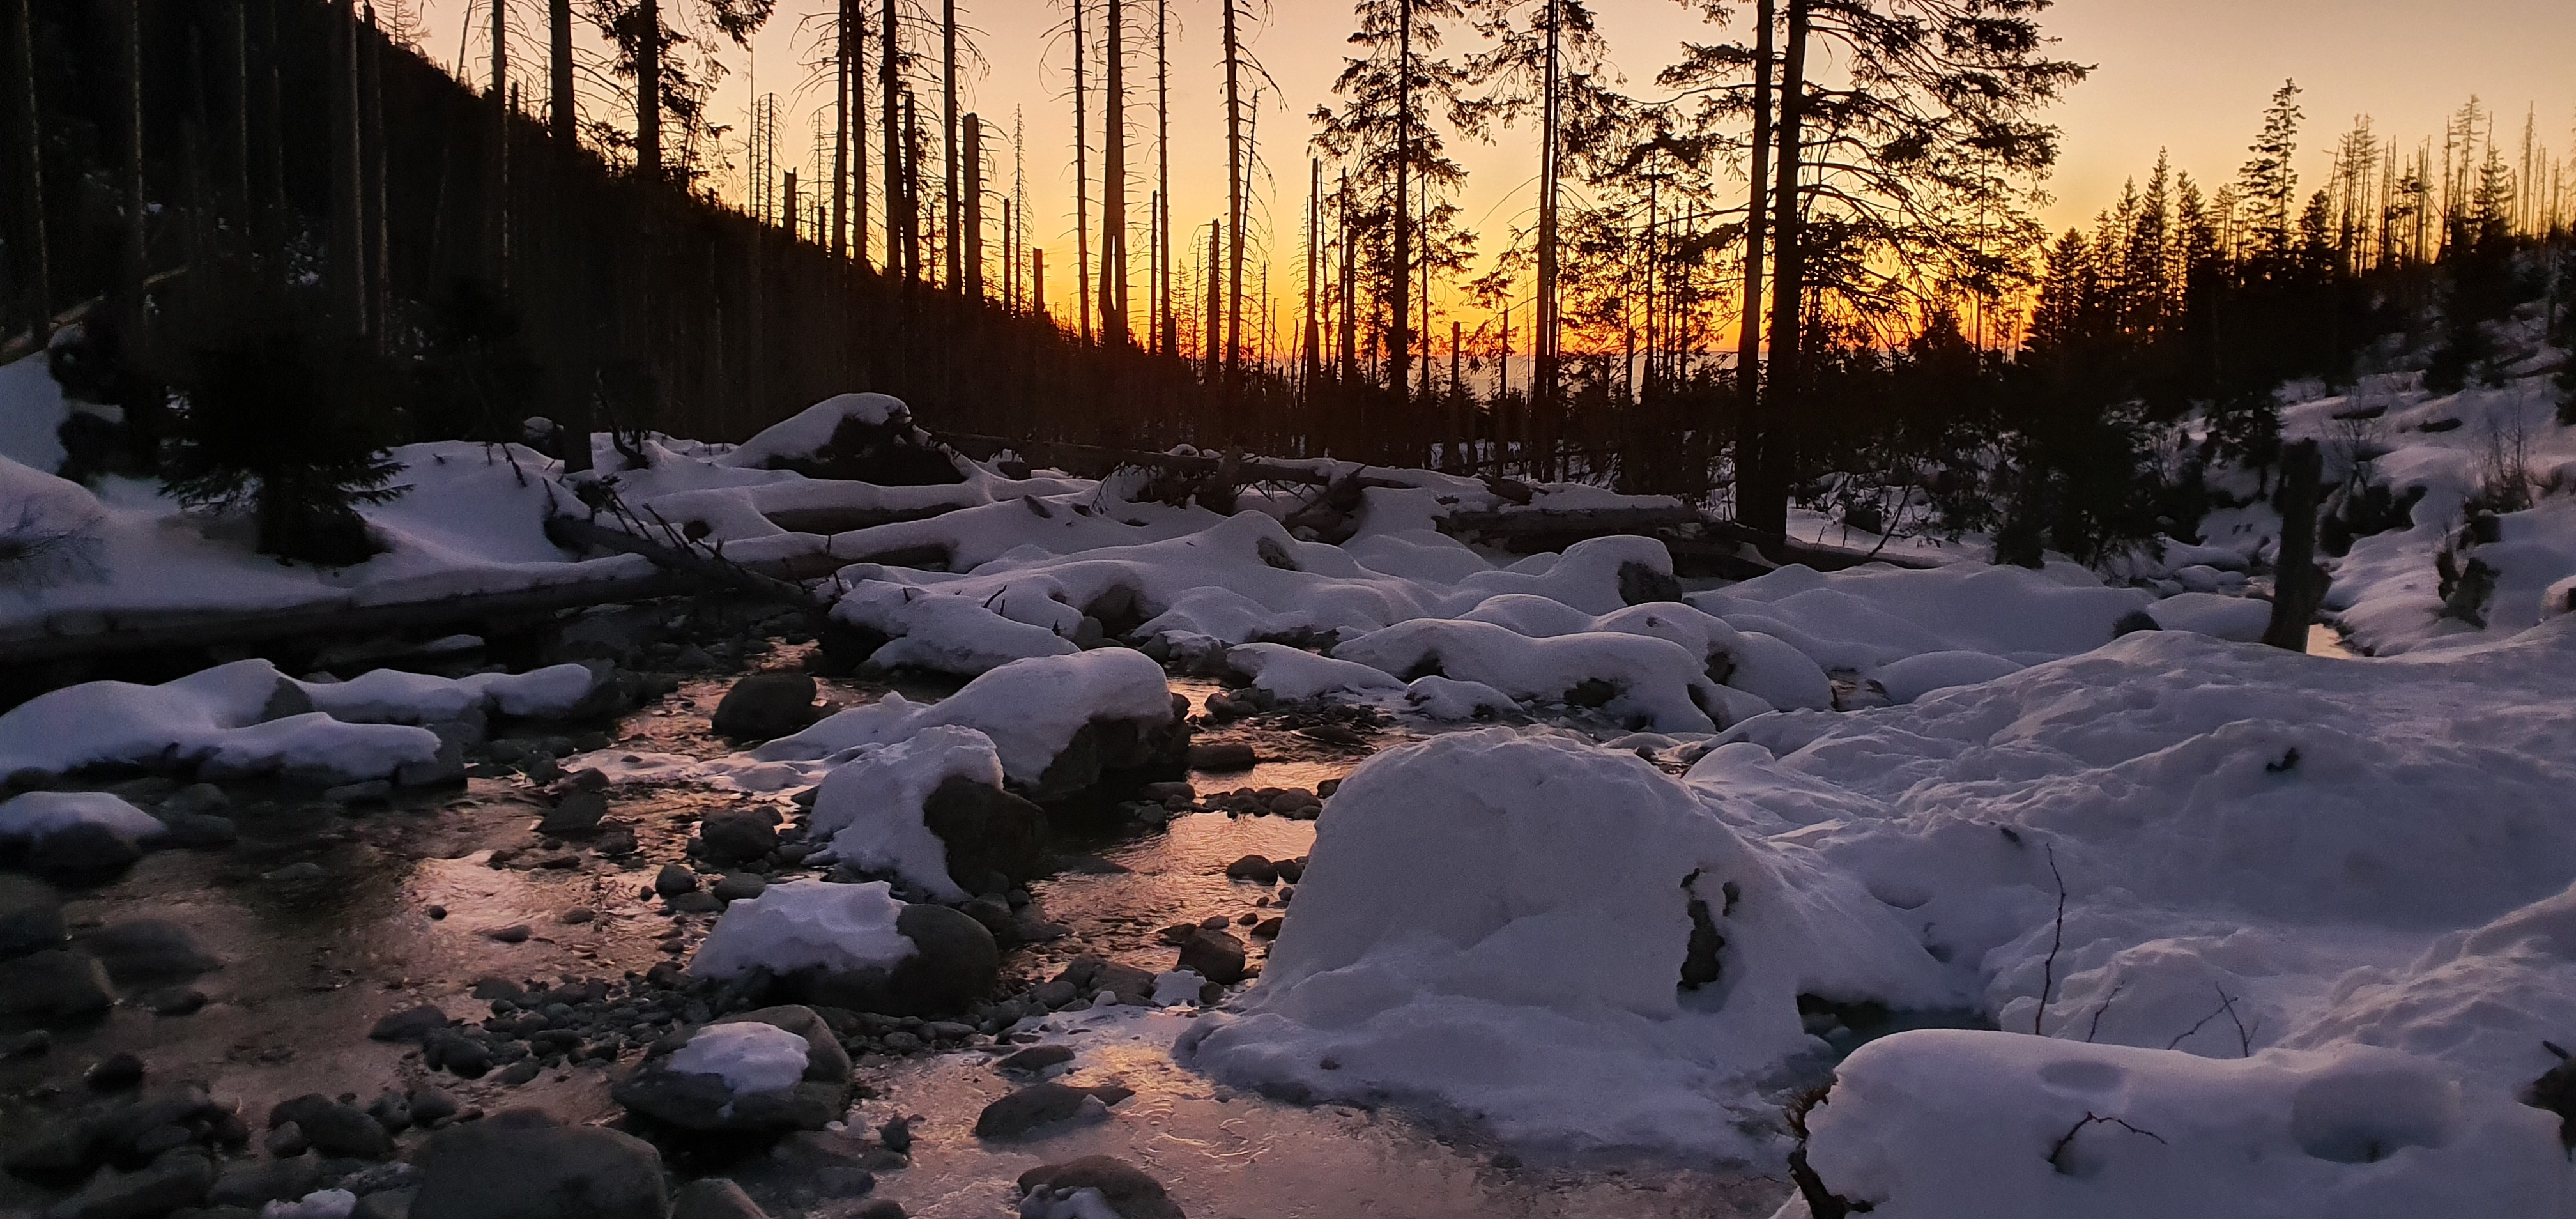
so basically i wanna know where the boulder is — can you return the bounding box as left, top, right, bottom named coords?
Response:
left=0, top=949, right=113, bottom=1030
left=209, top=1155, right=324, bottom=1208
left=368, top=1006, right=452, bottom=1043
left=700, top=810, right=780, bottom=864
left=920, top=776, right=1048, bottom=893
left=1016, top=1155, right=1186, bottom=1219
left=537, top=793, right=608, bottom=838
left=1176, top=929, right=1246, bottom=986
left=79, top=921, right=218, bottom=984
left=974, top=1082, right=1109, bottom=1138
left=612, top=1006, right=852, bottom=1137
left=43, top=1147, right=217, bottom=1219
left=266, top=1095, right=392, bottom=1160
left=1024, top=709, right=1195, bottom=802
left=0, top=874, right=66, bottom=960
left=711, top=675, right=822, bottom=743
left=672, top=1177, right=769, bottom=1219
left=27, top=822, right=144, bottom=881
left=788, top=903, right=998, bottom=1017
left=408, top=1111, right=667, bottom=1219
left=1184, top=742, right=1255, bottom=773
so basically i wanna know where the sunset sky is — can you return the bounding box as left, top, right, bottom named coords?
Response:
left=411, top=0, right=2576, bottom=343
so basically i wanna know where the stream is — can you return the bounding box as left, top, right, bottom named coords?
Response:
left=0, top=635, right=1793, bottom=1218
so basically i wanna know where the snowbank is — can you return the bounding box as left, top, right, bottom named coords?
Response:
left=1689, top=561, right=2152, bottom=673
left=1330, top=620, right=1736, bottom=732
left=758, top=648, right=1177, bottom=789
left=690, top=880, right=917, bottom=980
left=1793, top=1031, right=2566, bottom=1218
left=716, top=392, right=913, bottom=469
left=0, top=790, right=167, bottom=849
left=1182, top=728, right=1957, bottom=1156
left=807, top=726, right=1004, bottom=901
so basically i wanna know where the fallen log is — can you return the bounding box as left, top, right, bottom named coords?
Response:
left=1438, top=506, right=1707, bottom=538
left=760, top=503, right=962, bottom=537
left=0, top=570, right=703, bottom=666
left=543, top=516, right=824, bottom=608
left=941, top=433, right=1416, bottom=491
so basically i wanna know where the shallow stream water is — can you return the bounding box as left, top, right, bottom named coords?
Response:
left=0, top=648, right=1791, bottom=1217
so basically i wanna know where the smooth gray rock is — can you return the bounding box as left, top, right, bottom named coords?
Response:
left=710, top=675, right=821, bottom=743
left=0, top=874, right=66, bottom=960
left=1016, top=1155, right=1186, bottom=1219
left=80, top=921, right=218, bottom=984
left=408, top=1112, right=666, bottom=1219
left=0, top=949, right=113, bottom=1029
left=671, top=1177, right=769, bottom=1219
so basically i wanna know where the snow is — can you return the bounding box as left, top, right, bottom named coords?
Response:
left=666, top=1021, right=812, bottom=1096
left=0, top=659, right=443, bottom=783
left=1865, top=650, right=2026, bottom=705
left=1688, top=561, right=2152, bottom=672
left=296, top=663, right=594, bottom=723
left=716, top=392, right=915, bottom=469
left=808, top=725, right=1006, bottom=901
left=1182, top=728, right=1959, bottom=1157
left=756, top=648, right=1176, bottom=787
left=1151, top=969, right=1208, bottom=1007
left=0, top=355, right=70, bottom=473
left=2141, top=591, right=2272, bottom=641
left=689, top=879, right=918, bottom=981
left=1221, top=641, right=1404, bottom=701
left=1790, top=1031, right=2565, bottom=1218
left=1331, top=619, right=1736, bottom=732
left=260, top=1190, right=358, bottom=1219
left=0, top=790, right=168, bottom=848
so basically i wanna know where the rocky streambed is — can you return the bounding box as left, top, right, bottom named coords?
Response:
left=0, top=601, right=1790, bottom=1219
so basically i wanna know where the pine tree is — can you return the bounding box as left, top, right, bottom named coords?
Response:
left=2236, top=80, right=2303, bottom=269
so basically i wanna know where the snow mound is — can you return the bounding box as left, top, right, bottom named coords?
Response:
left=1400, top=675, right=1521, bottom=721
left=757, top=649, right=1176, bottom=788
left=691, top=880, right=918, bottom=980
left=717, top=392, right=912, bottom=469
left=0, top=659, right=445, bottom=783
left=0, top=354, right=70, bottom=473
left=1182, top=728, right=1956, bottom=1156
left=1329, top=620, right=1734, bottom=732
left=1690, top=561, right=2151, bottom=672
left=834, top=581, right=1082, bottom=675
left=1221, top=642, right=1403, bottom=702
left=1795, top=1031, right=2565, bottom=1218
left=1865, top=650, right=2025, bottom=705
left=0, top=790, right=168, bottom=848
left=2142, top=591, right=2273, bottom=641
left=666, top=1022, right=811, bottom=1096
left=808, top=725, right=1004, bottom=901
left=296, top=663, right=595, bottom=723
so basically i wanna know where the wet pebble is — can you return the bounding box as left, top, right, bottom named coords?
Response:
left=83, top=1052, right=144, bottom=1091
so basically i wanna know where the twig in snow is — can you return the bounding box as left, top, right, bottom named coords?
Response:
left=2048, top=1112, right=2168, bottom=1174
left=2083, top=979, right=2125, bottom=1043
left=2166, top=986, right=2255, bottom=1056
left=2035, top=843, right=2065, bottom=1036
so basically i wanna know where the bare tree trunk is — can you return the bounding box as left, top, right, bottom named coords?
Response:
left=1155, top=0, right=1172, bottom=355
left=637, top=0, right=661, bottom=177
left=1071, top=0, right=1089, bottom=339
left=903, top=89, right=923, bottom=277
left=880, top=0, right=903, bottom=280
left=1220, top=0, right=1244, bottom=398
left=490, top=0, right=510, bottom=288
left=942, top=0, right=958, bottom=288
left=8, top=0, right=50, bottom=347
left=853, top=0, right=868, bottom=270
left=1747, top=0, right=1807, bottom=540
left=1204, top=221, right=1221, bottom=383
left=831, top=0, right=848, bottom=257
left=963, top=111, right=983, bottom=298
left=226, top=0, right=250, bottom=222
left=1303, top=157, right=1321, bottom=392
left=1101, top=0, right=1126, bottom=346
left=328, top=0, right=365, bottom=334
left=364, top=7, right=390, bottom=341
left=1731, top=0, right=1772, bottom=523
left=551, top=0, right=575, bottom=144
left=1388, top=0, right=1413, bottom=411
left=117, top=0, right=145, bottom=329
left=1533, top=0, right=1560, bottom=479
left=1337, top=169, right=1354, bottom=387
left=2264, top=440, right=2328, bottom=650
left=1032, top=245, right=1045, bottom=318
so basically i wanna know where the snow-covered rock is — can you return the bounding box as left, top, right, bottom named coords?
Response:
left=808, top=726, right=1046, bottom=901
left=612, top=1005, right=854, bottom=1135
left=1182, top=728, right=1958, bottom=1156
left=689, top=880, right=999, bottom=1016
left=1791, top=1031, right=2565, bottom=1218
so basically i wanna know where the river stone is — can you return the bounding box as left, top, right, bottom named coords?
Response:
left=700, top=810, right=780, bottom=864
left=45, top=1146, right=217, bottom=1219
left=0, top=949, right=113, bottom=1029
left=1025, top=709, right=1195, bottom=802
left=0, top=874, right=66, bottom=960
left=1184, top=742, right=1255, bottom=773
left=672, top=1177, right=770, bottom=1219
left=921, top=776, right=1048, bottom=892
left=210, top=1154, right=323, bottom=1208
left=655, top=863, right=700, bottom=896
left=710, top=873, right=767, bottom=902
left=1016, top=1155, right=1186, bottom=1219
left=998, top=1044, right=1076, bottom=1074
left=537, top=793, right=608, bottom=838
left=974, top=1082, right=1108, bottom=1138
left=155, top=811, right=238, bottom=849
left=611, top=1005, right=852, bottom=1137
left=409, top=1111, right=667, bottom=1219
left=355, top=1186, right=419, bottom=1219
left=710, top=674, right=822, bottom=743
left=1176, top=929, right=1247, bottom=986
left=27, top=822, right=146, bottom=882
left=782, top=903, right=998, bottom=1017
left=268, top=1094, right=393, bottom=1160
left=1222, top=855, right=1276, bottom=884
left=80, top=920, right=218, bottom=983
